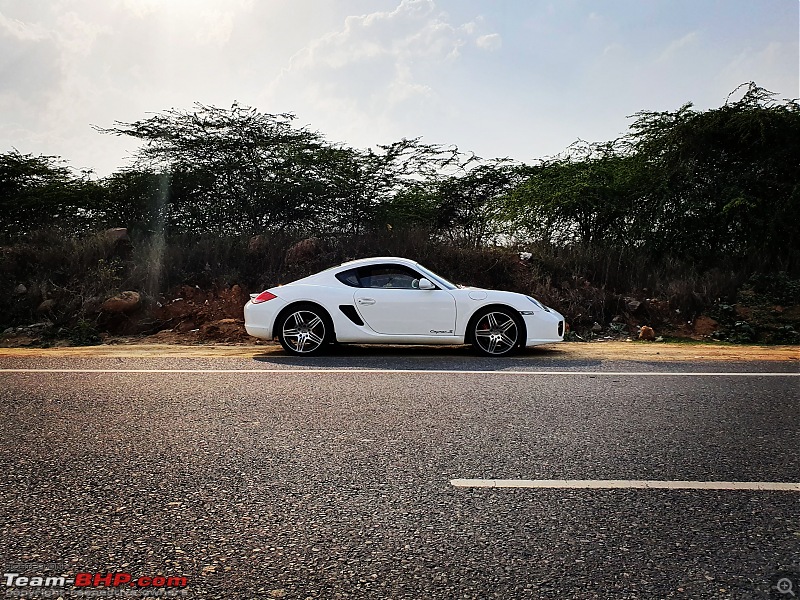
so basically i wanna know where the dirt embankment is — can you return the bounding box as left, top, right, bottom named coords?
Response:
left=3, top=241, right=799, bottom=350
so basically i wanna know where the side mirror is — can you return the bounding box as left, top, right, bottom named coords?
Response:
left=418, top=278, right=435, bottom=290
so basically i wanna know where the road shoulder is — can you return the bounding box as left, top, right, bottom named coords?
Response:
left=0, top=341, right=796, bottom=362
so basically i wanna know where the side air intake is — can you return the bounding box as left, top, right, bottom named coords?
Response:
left=339, top=305, right=364, bottom=326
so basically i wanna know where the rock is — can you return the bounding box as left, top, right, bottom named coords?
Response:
left=625, top=299, right=642, bottom=313
left=638, top=325, right=656, bottom=341
left=100, top=291, right=141, bottom=314
left=692, top=315, right=719, bottom=337
left=27, top=322, right=51, bottom=329
left=285, top=237, right=320, bottom=265
left=612, top=315, right=624, bottom=323
left=104, top=228, right=129, bottom=244
left=13, top=284, right=27, bottom=296
left=519, top=252, right=532, bottom=261
left=103, top=228, right=132, bottom=259
left=2, top=327, right=13, bottom=336
left=37, top=299, right=57, bottom=313
left=591, top=322, right=602, bottom=333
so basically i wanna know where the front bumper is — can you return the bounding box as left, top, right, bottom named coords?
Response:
left=522, top=308, right=565, bottom=347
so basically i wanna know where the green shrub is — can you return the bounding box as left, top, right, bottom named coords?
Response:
left=68, top=319, right=101, bottom=346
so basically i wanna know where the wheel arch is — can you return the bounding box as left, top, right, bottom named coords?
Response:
left=274, top=300, right=337, bottom=342
left=464, top=303, right=527, bottom=347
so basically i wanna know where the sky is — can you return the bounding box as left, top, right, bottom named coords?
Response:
left=0, top=0, right=798, bottom=176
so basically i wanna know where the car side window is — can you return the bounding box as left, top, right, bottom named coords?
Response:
left=335, top=268, right=361, bottom=287
left=356, top=265, right=427, bottom=289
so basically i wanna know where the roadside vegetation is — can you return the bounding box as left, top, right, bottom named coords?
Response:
left=1, top=83, right=798, bottom=345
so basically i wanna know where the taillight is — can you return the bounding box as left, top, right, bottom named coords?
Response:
left=252, top=291, right=277, bottom=304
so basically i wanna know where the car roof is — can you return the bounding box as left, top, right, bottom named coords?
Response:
left=335, top=256, right=422, bottom=269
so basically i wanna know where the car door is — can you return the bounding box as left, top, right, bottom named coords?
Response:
left=352, top=264, right=456, bottom=335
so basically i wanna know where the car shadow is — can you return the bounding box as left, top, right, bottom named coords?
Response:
left=251, top=343, right=605, bottom=370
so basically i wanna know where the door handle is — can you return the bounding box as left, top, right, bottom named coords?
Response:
left=357, top=298, right=376, bottom=305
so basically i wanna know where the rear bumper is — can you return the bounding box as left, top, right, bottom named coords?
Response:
left=244, top=323, right=273, bottom=339
left=244, top=298, right=287, bottom=340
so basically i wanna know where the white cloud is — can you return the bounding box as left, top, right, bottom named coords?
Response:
left=55, top=12, right=111, bottom=56
left=120, top=0, right=161, bottom=19
left=195, top=9, right=234, bottom=46
left=288, top=0, right=472, bottom=70
left=1, top=0, right=797, bottom=178
left=476, top=33, right=501, bottom=51
left=658, top=31, right=699, bottom=62
left=0, top=11, right=50, bottom=41
left=119, top=0, right=240, bottom=47
left=266, top=0, right=500, bottom=147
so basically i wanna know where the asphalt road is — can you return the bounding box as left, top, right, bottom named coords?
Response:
left=1, top=349, right=798, bottom=599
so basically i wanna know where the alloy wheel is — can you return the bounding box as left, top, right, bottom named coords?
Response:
left=281, top=310, right=326, bottom=354
left=473, top=310, right=519, bottom=356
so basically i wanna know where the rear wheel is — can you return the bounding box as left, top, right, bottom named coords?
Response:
left=277, top=305, right=332, bottom=356
left=471, top=308, right=522, bottom=357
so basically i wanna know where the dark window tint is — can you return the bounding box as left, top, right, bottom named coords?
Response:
left=335, top=269, right=361, bottom=287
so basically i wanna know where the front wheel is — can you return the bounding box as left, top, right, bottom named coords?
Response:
left=471, top=308, right=522, bottom=357
left=277, top=306, right=331, bottom=356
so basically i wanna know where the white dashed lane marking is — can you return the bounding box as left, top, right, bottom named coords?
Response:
left=450, top=479, right=800, bottom=491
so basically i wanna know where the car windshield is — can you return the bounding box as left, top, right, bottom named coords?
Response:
left=416, top=265, right=457, bottom=290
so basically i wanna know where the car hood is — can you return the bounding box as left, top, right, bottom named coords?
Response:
left=451, top=288, right=561, bottom=316
left=451, top=287, right=528, bottom=307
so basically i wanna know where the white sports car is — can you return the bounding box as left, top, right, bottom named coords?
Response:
left=244, top=256, right=565, bottom=356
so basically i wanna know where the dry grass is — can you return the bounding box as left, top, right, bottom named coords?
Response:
left=1, top=228, right=797, bottom=342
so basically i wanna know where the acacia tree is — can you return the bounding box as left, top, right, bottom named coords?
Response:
left=504, top=83, right=800, bottom=268
left=97, top=104, right=464, bottom=237
left=0, top=150, right=104, bottom=237
left=626, top=83, right=800, bottom=264
left=97, top=103, right=333, bottom=234
left=430, top=159, right=530, bottom=247
left=508, top=141, right=638, bottom=245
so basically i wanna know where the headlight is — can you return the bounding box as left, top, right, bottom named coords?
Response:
left=526, top=296, right=550, bottom=312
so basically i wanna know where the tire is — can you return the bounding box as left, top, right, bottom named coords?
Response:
left=276, top=304, right=332, bottom=356
left=470, top=307, right=523, bottom=357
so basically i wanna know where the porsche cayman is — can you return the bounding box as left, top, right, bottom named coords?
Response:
left=244, top=256, right=565, bottom=356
